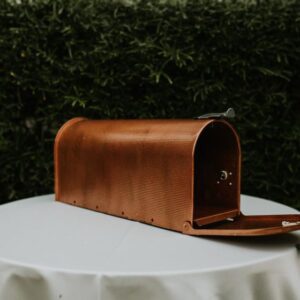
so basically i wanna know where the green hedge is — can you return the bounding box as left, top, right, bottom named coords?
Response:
left=0, top=0, right=299, bottom=208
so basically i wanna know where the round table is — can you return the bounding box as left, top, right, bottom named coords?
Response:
left=0, top=194, right=299, bottom=300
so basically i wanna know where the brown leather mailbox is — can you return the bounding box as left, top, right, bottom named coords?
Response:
left=54, top=116, right=300, bottom=236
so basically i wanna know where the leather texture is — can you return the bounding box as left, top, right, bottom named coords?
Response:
left=55, top=118, right=300, bottom=236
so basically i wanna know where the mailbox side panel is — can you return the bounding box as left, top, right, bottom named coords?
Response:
left=54, top=119, right=210, bottom=232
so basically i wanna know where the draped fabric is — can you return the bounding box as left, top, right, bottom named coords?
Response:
left=0, top=195, right=299, bottom=300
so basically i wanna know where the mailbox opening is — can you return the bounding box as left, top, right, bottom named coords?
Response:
left=193, top=121, right=240, bottom=226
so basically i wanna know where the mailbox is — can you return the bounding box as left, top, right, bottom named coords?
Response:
left=54, top=115, right=300, bottom=236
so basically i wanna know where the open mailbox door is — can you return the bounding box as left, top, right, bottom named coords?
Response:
left=54, top=113, right=300, bottom=236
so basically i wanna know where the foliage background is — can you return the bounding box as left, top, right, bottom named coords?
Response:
left=0, top=0, right=299, bottom=208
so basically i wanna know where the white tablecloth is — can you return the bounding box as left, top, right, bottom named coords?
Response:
left=0, top=194, right=299, bottom=300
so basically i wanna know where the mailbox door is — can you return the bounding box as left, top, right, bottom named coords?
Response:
left=184, top=213, right=300, bottom=236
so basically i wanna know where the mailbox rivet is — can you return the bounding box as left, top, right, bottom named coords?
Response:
left=229, top=182, right=233, bottom=186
